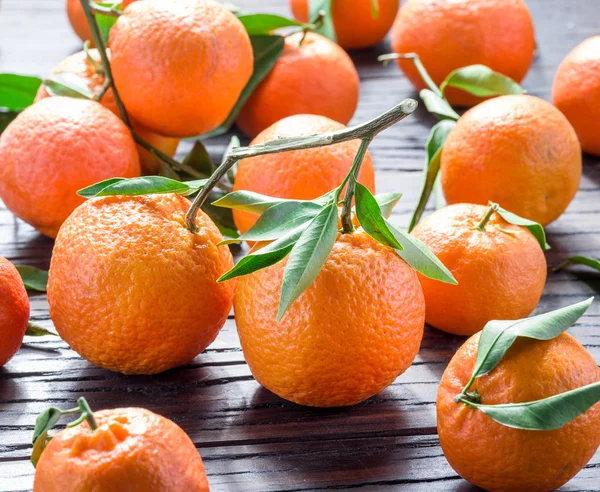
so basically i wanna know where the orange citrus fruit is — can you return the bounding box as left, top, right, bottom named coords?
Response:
left=232, top=114, right=375, bottom=235
left=35, top=48, right=179, bottom=175
left=236, top=32, right=359, bottom=138
left=48, top=193, right=234, bottom=375
left=441, top=95, right=582, bottom=226
left=0, top=257, right=29, bottom=367
left=109, top=0, right=253, bottom=137
left=411, top=203, right=547, bottom=336
left=289, top=0, right=400, bottom=50
left=233, top=230, right=425, bottom=407
left=34, top=406, right=209, bottom=491
left=552, top=36, right=600, bottom=156
left=0, top=97, right=140, bottom=238
left=391, top=0, right=535, bottom=106
left=438, top=331, right=600, bottom=491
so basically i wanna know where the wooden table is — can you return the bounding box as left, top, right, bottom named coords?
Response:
left=1, top=1, right=599, bottom=490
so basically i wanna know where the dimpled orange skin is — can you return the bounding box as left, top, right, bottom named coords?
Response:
left=411, top=204, right=547, bottom=336
left=441, top=95, right=582, bottom=226
left=289, top=0, right=400, bottom=50
left=552, top=36, right=600, bottom=156
left=391, top=0, right=535, bottom=107
left=438, top=332, right=600, bottom=492
left=34, top=407, right=209, bottom=492
left=233, top=115, right=375, bottom=235
left=48, top=194, right=234, bottom=375
left=109, top=0, right=253, bottom=138
left=236, top=32, right=359, bottom=138
left=0, top=257, right=29, bottom=367
left=0, top=97, right=140, bottom=238
left=234, top=231, right=425, bottom=407
left=34, top=49, right=179, bottom=175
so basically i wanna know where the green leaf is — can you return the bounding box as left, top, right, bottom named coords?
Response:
left=355, top=182, right=403, bottom=250
left=95, top=1, right=122, bottom=44
left=16, top=266, right=48, bottom=292
left=231, top=201, right=323, bottom=243
left=309, top=0, right=336, bottom=42
left=44, top=72, right=94, bottom=100
left=78, top=176, right=206, bottom=198
left=373, top=192, right=402, bottom=218
left=218, top=225, right=306, bottom=282
left=202, top=189, right=238, bottom=236
left=554, top=256, right=600, bottom=272
left=371, top=0, right=380, bottom=18
left=212, top=190, right=296, bottom=214
left=470, top=381, right=600, bottom=431
left=200, top=35, right=284, bottom=138
left=0, top=109, right=19, bottom=135
left=471, top=298, right=594, bottom=381
left=419, top=89, right=460, bottom=121
left=408, top=120, right=456, bottom=231
left=385, top=220, right=457, bottom=284
left=32, top=408, right=63, bottom=445
left=26, top=321, right=58, bottom=337
left=495, top=205, right=550, bottom=251
left=0, top=73, right=42, bottom=110
left=182, top=141, right=215, bottom=176
left=278, top=204, right=338, bottom=321
left=440, top=65, right=525, bottom=98
left=237, top=13, right=304, bottom=35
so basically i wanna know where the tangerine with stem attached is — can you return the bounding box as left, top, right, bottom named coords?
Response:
left=0, top=257, right=29, bottom=367
left=0, top=97, right=140, bottom=238
left=438, top=331, right=600, bottom=491
left=390, top=0, right=535, bottom=106
left=109, top=0, right=254, bottom=137
left=441, top=95, right=582, bottom=226
left=289, top=0, right=400, bottom=50
left=232, top=114, right=375, bottom=235
left=552, top=36, right=600, bottom=157
left=48, top=193, right=234, bottom=375
left=236, top=31, right=359, bottom=138
left=411, top=203, right=547, bottom=336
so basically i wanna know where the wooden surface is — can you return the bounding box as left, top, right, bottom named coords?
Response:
left=1, top=1, right=600, bottom=491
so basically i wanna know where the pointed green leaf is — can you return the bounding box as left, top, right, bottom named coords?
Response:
left=470, top=381, right=600, bottom=431
left=0, top=73, right=42, bottom=110
left=237, top=13, right=304, bottom=35
left=555, top=256, right=600, bottom=272
left=355, top=182, right=403, bottom=250
left=386, top=220, right=457, bottom=284
left=32, top=408, right=63, bottom=445
left=409, top=120, right=456, bottom=231
left=419, top=89, right=460, bottom=121
left=309, top=0, right=336, bottom=41
left=495, top=205, right=550, bottom=251
left=78, top=176, right=206, bottom=198
left=182, top=141, right=215, bottom=176
left=16, top=266, right=48, bottom=292
left=26, top=321, right=58, bottom=337
left=472, top=298, right=594, bottom=381
left=278, top=204, right=338, bottom=321
left=202, top=189, right=238, bottom=236
left=374, top=192, right=403, bottom=218
left=95, top=1, right=122, bottom=44
left=440, top=65, right=525, bottom=98
left=77, top=178, right=125, bottom=198
left=44, top=72, right=94, bottom=100
left=212, top=190, right=297, bottom=214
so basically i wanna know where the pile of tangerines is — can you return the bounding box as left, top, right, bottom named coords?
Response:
left=0, top=0, right=599, bottom=491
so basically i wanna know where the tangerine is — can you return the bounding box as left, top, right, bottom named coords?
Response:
left=0, top=257, right=29, bottom=367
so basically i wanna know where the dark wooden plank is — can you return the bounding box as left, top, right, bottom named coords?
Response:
left=1, top=0, right=599, bottom=491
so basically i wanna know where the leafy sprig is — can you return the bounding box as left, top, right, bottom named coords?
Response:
left=15, top=265, right=48, bottom=292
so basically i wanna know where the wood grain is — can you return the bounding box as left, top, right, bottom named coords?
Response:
left=1, top=0, right=599, bottom=491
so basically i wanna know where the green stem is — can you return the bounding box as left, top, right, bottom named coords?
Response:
left=77, top=397, right=98, bottom=430
left=90, top=2, right=122, bottom=17
left=94, top=78, right=111, bottom=102
left=377, top=52, right=442, bottom=97
left=184, top=98, right=418, bottom=233
left=475, top=202, right=499, bottom=231
left=83, top=40, right=104, bottom=74
left=339, top=137, right=373, bottom=233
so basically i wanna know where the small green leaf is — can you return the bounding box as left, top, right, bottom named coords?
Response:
left=95, top=1, right=122, bottom=44
left=182, top=141, right=215, bottom=176
left=554, top=256, right=600, bottom=272
left=469, top=381, right=600, bottom=431
left=409, top=120, right=456, bottom=231
left=472, top=298, right=594, bottom=381
left=440, top=65, right=525, bottom=98
left=16, top=266, right=48, bottom=292
left=0, top=73, right=42, bottom=110
left=202, top=189, right=238, bottom=236
left=26, top=321, right=58, bottom=337
left=31, top=431, right=51, bottom=468
left=371, top=0, right=380, bottom=18
left=78, top=176, right=206, bottom=198
left=237, top=13, right=304, bottom=35
left=495, top=205, right=550, bottom=251
left=374, top=192, right=403, bottom=218
left=44, top=72, right=94, bottom=100
left=201, top=35, right=284, bottom=138
left=32, top=408, right=63, bottom=445
left=355, top=182, right=403, bottom=250
left=419, top=89, right=460, bottom=121
left=218, top=225, right=306, bottom=282
left=278, top=204, right=338, bottom=321
left=212, top=190, right=296, bottom=214
left=386, top=220, right=457, bottom=284
left=309, top=0, right=336, bottom=42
